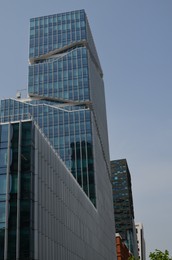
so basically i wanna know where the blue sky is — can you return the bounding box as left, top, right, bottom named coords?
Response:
left=0, top=0, right=172, bottom=258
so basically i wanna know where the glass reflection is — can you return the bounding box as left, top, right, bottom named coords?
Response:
left=0, top=202, right=5, bottom=222
left=0, top=175, right=6, bottom=194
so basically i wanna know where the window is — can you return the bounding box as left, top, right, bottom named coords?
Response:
left=0, top=175, right=6, bottom=195
left=0, top=202, right=6, bottom=222
left=0, top=149, right=8, bottom=167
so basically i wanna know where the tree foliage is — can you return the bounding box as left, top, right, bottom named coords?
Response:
left=128, top=256, right=139, bottom=260
left=149, top=249, right=172, bottom=260
left=128, top=250, right=172, bottom=260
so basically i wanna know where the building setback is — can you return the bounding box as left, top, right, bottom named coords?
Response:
left=111, top=159, right=138, bottom=257
left=0, top=10, right=116, bottom=260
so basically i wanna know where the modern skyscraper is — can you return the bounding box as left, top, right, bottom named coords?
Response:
left=111, top=159, right=138, bottom=257
left=135, top=223, right=146, bottom=260
left=0, top=10, right=116, bottom=260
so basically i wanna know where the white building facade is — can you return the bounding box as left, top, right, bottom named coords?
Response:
left=135, top=223, right=146, bottom=260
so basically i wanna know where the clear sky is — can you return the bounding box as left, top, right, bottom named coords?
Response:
left=0, top=0, right=171, bottom=258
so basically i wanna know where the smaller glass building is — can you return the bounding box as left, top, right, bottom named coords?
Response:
left=111, top=159, right=138, bottom=257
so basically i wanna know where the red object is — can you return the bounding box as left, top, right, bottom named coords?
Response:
left=116, top=234, right=132, bottom=260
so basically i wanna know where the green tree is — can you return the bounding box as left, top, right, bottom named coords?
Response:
left=128, top=256, right=134, bottom=260
left=128, top=256, right=139, bottom=260
left=149, top=249, right=172, bottom=260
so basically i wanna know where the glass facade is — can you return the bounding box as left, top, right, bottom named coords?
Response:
left=0, top=99, right=95, bottom=204
left=0, top=124, right=8, bottom=260
left=0, top=121, right=33, bottom=260
left=111, top=159, right=138, bottom=257
left=28, top=46, right=89, bottom=101
left=0, top=10, right=117, bottom=260
left=0, top=9, right=103, bottom=206
left=29, top=10, right=87, bottom=59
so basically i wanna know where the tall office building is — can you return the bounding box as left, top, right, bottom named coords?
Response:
left=111, top=159, right=138, bottom=257
left=0, top=10, right=116, bottom=260
left=135, top=223, right=146, bottom=260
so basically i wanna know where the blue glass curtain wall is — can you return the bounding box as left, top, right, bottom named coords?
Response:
left=28, top=47, right=89, bottom=101
left=0, top=124, right=8, bottom=260
left=0, top=9, right=98, bottom=207
left=29, top=10, right=86, bottom=58
left=0, top=121, right=33, bottom=260
left=0, top=99, right=96, bottom=205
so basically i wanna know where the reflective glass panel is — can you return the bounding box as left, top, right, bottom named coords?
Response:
left=0, top=175, right=6, bottom=194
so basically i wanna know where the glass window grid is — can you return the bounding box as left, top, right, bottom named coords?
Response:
left=0, top=99, right=95, bottom=203
left=1, top=9, right=98, bottom=205
left=0, top=124, right=8, bottom=260
left=28, top=48, right=89, bottom=101
left=29, top=10, right=86, bottom=58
